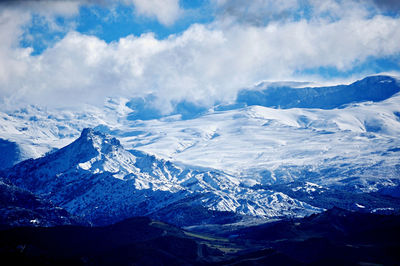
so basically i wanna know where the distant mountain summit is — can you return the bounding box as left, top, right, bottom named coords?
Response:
left=235, top=75, right=400, bottom=109
left=3, top=128, right=320, bottom=226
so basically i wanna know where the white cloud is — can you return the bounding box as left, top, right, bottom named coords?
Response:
left=0, top=1, right=400, bottom=113
left=127, top=0, right=182, bottom=26
left=2, top=12, right=400, bottom=111
left=0, top=8, right=32, bottom=98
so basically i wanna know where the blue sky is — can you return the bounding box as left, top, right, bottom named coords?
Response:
left=0, top=0, right=400, bottom=110
left=21, top=0, right=216, bottom=55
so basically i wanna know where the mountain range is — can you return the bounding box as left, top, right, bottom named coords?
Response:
left=1, top=75, right=400, bottom=225
left=1, top=75, right=400, bottom=264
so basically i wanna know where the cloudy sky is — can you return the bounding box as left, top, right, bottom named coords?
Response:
left=0, top=0, right=399, bottom=112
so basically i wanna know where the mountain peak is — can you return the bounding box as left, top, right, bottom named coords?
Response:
left=80, top=128, right=96, bottom=138
left=76, top=128, right=121, bottom=153
left=10, top=127, right=136, bottom=179
left=79, top=128, right=107, bottom=144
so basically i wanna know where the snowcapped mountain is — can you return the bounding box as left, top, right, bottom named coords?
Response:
left=1, top=75, right=400, bottom=225
left=3, top=128, right=321, bottom=226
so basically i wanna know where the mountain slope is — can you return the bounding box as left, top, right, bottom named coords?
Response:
left=0, top=178, right=86, bottom=229
left=224, top=208, right=400, bottom=265
left=0, top=139, right=20, bottom=170
left=0, top=216, right=230, bottom=265
left=1, top=209, right=399, bottom=265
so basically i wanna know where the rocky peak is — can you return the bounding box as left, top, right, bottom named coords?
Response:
left=75, top=128, right=122, bottom=154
